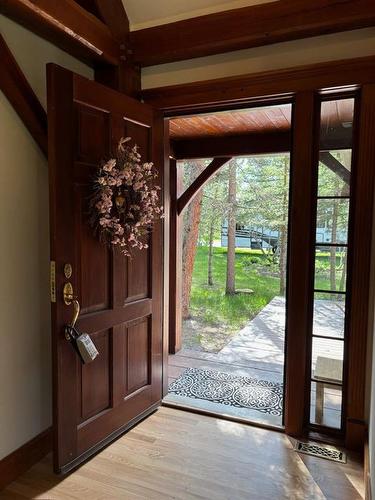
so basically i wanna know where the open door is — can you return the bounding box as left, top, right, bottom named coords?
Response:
left=47, top=64, right=164, bottom=473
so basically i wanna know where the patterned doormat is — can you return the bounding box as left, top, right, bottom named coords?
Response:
left=169, top=368, right=283, bottom=416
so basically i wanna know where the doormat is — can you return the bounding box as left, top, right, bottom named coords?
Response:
left=294, top=440, right=347, bottom=463
left=169, top=368, right=283, bottom=416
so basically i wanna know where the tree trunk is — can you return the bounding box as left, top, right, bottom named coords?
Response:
left=279, top=157, right=288, bottom=295
left=339, top=248, right=347, bottom=292
left=226, top=161, right=237, bottom=295
left=329, top=198, right=339, bottom=291
left=207, top=184, right=220, bottom=286
left=182, top=163, right=204, bottom=319
left=208, top=216, right=215, bottom=286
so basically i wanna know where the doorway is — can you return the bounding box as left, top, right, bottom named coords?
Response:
left=165, top=103, right=293, bottom=427
left=165, top=89, right=362, bottom=443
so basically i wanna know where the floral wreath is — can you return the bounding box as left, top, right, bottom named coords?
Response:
left=91, top=137, right=162, bottom=256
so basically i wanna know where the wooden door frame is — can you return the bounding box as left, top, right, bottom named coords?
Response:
left=156, top=56, right=375, bottom=450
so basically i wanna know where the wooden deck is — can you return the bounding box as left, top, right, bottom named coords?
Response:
left=167, top=297, right=343, bottom=428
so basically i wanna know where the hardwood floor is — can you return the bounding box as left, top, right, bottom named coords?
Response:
left=1, top=407, right=364, bottom=500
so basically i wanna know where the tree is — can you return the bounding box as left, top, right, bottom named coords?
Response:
left=235, top=154, right=290, bottom=293
left=317, top=150, right=350, bottom=292
left=226, top=160, right=237, bottom=295
left=198, top=168, right=229, bottom=286
left=181, top=160, right=206, bottom=318
left=279, top=156, right=289, bottom=295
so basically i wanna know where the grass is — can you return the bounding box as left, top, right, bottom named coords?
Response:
left=189, top=247, right=280, bottom=332
left=188, top=246, right=345, bottom=333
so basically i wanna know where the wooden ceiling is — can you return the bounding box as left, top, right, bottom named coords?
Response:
left=169, top=101, right=354, bottom=140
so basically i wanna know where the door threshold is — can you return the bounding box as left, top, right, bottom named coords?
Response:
left=162, top=400, right=285, bottom=433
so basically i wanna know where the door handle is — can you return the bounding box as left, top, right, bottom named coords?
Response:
left=63, top=282, right=80, bottom=328
left=70, top=299, right=80, bottom=329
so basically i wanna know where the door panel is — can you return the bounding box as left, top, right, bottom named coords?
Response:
left=47, top=64, right=164, bottom=472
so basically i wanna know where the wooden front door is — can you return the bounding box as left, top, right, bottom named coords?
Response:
left=47, top=64, right=164, bottom=473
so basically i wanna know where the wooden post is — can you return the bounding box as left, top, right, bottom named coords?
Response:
left=284, top=91, right=318, bottom=437
left=345, top=84, right=375, bottom=450
left=169, top=158, right=183, bottom=354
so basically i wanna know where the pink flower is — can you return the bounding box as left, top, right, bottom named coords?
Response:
left=103, top=159, right=116, bottom=172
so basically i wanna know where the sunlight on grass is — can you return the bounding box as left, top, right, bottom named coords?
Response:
left=190, top=247, right=279, bottom=331
left=189, top=246, right=342, bottom=332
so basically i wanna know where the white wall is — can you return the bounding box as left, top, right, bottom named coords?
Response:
left=142, top=27, right=375, bottom=89
left=0, top=14, right=93, bottom=460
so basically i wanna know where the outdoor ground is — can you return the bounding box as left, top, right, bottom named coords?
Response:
left=184, top=246, right=345, bottom=352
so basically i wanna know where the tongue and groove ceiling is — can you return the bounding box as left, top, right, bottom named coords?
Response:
left=169, top=101, right=354, bottom=140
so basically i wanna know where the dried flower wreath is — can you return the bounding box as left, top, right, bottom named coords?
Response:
left=91, top=137, right=162, bottom=256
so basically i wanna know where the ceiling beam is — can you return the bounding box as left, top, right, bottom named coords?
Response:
left=177, top=158, right=231, bottom=215
left=172, top=130, right=352, bottom=160
left=172, top=131, right=291, bottom=159
left=92, top=1, right=141, bottom=97
left=0, top=0, right=121, bottom=66
left=131, top=0, right=375, bottom=67
left=141, top=55, right=375, bottom=112
left=93, top=0, right=129, bottom=41
left=0, top=34, right=47, bottom=157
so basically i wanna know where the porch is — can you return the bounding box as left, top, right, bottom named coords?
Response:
left=166, top=297, right=343, bottom=428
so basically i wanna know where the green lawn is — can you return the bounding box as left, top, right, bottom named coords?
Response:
left=188, top=246, right=346, bottom=333
left=189, top=247, right=280, bottom=332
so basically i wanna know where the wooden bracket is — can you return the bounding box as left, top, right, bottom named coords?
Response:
left=177, top=157, right=232, bottom=215
left=0, top=34, right=47, bottom=157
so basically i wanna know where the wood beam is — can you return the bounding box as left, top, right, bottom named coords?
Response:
left=319, top=152, right=350, bottom=185
left=93, top=0, right=129, bottom=41
left=172, top=132, right=291, bottom=159
left=141, top=55, right=375, bottom=112
left=93, top=1, right=141, bottom=97
left=131, top=0, right=375, bottom=67
left=0, top=34, right=47, bottom=156
left=169, top=158, right=183, bottom=354
left=177, top=157, right=231, bottom=215
left=0, top=0, right=120, bottom=66
left=171, top=131, right=353, bottom=160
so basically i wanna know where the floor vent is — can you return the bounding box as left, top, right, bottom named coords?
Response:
left=294, top=441, right=347, bottom=463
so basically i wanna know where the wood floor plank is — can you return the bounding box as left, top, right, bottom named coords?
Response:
left=0, top=407, right=364, bottom=500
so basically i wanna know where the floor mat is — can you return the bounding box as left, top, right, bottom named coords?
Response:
left=168, top=367, right=283, bottom=416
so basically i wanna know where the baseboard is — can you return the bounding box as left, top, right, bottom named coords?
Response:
left=0, top=427, right=52, bottom=491
left=365, top=436, right=372, bottom=500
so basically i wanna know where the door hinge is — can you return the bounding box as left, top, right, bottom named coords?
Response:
left=50, top=261, right=56, bottom=303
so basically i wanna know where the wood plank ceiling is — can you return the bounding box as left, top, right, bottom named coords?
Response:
left=169, top=101, right=353, bottom=140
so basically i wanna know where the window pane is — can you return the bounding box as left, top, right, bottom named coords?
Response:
left=310, top=381, right=342, bottom=429
left=311, top=337, right=344, bottom=383
left=313, top=293, right=345, bottom=339
left=318, top=151, right=352, bottom=197
left=316, top=199, right=349, bottom=245
left=320, top=99, right=354, bottom=150
left=314, top=247, right=347, bottom=292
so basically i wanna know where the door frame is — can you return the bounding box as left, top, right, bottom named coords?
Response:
left=155, top=57, right=375, bottom=450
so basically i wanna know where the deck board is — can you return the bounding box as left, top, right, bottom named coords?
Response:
left=168, top=297, right=344, bottom=428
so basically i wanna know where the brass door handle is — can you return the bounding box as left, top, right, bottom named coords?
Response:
left=63, top=282, right=80, bottom=328
left=70, top=299, right=80, bottom=329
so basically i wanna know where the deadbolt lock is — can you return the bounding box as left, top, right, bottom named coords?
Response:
left=64, top=263, right=73, bottom=279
